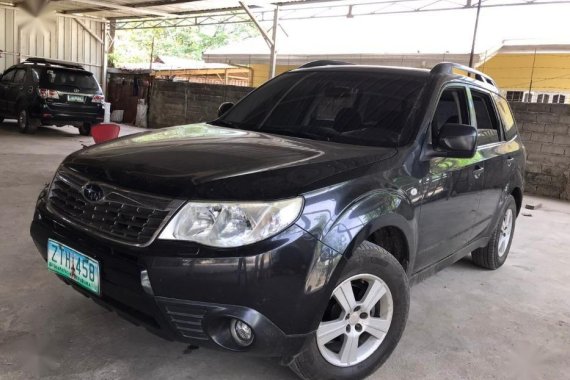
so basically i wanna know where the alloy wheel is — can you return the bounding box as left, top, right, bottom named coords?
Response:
left=498, top=208, right=513, bottom=257
left=316, top=274, right=393, bottom=367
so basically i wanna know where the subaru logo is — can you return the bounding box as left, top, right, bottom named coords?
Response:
left=83, top=184, right=104, bottom=202
left=74, top=89, right=80, bottom=93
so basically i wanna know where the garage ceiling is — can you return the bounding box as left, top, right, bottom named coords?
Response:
left=6, top=0, right=570, bottom=23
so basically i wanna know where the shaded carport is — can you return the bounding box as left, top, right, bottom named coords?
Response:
left=3, top=0, right=570, bottom=89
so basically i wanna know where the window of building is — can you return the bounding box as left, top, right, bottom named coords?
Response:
left=524, top=93, right=532, bottom=103
left=537, top=94, right=550, bottom=103
left=553, top=94, right=567, bottom=104
left=506, top=91, right=524, bottom=102
left=472, top=90, right=501, bottom=145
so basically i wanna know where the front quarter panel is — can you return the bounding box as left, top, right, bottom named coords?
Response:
left=297, top=181, right=417, bottom=295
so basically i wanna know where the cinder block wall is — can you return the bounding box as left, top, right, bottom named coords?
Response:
left=148, top=80, right=253, bottom=129
left=511, top=103, right=570, bottom=199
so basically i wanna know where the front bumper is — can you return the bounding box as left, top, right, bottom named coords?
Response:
left=30, top=199, right=330, bottom=358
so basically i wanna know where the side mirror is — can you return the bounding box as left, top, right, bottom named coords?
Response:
left=434, top=123, right=477, bottom=158
left=218, top=102, right=234, bottom=117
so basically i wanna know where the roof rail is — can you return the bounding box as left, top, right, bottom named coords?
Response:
left=24, top=57, right=84, bottom=70
left=431, top=62, right=497, bottom=88
left=299, top=60, right=354, bottom=69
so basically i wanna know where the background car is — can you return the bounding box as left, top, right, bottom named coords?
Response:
left=0, top=57, right=105, bottom=135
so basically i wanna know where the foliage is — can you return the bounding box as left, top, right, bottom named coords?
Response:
left=109, top=24, right=256, bottom=67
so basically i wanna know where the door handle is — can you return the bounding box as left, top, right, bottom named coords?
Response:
left=473, top=166, right=484, bottom=179
left=506, top=156, right=515, bottom=167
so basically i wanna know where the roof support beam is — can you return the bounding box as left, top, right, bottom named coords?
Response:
left=75, top=17, right=103, bottom=44
left=66, top=0, right=175, bottom=17
left=239, top=2, right=274, bottom=49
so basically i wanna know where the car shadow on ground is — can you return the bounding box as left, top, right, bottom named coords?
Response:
left=0, top=120, right=81, bottom=138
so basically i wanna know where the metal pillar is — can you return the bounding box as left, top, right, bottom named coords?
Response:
left=269, top=6, right=279, bottom=79
left=239, top=2, right=279, bottom=80
left=468, top=0, right=482, bottom=68
left=102, top=22, right=109, bottom=96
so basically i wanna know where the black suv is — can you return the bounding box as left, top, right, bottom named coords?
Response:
left=30, top=62, right=525, bottom=380
left=0, top=58, right=104, bottom=135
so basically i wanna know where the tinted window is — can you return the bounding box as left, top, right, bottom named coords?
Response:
left=431, top=87, right=469, bottom=140
left=1, top=70, right=16, bottom=83
left=13, top=69, right=26, bottom=84
left=472, top=90, right=500, bottom=145
left=215, top=71, right=427, bottom=147
left=493, top=94, right=517, bottom=140
left=39, top=69, right=99, bottom=91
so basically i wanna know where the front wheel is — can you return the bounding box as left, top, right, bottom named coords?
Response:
left=289, top=241, right=409, bottom=380
left=472, top=195, right=517, bottom=269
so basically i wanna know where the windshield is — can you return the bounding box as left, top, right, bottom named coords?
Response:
left=213, top=70, right=427, bottom=147
left=37, top=68, right=100, bottom=92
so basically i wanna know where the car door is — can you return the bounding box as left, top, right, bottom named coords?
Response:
left=0, top=69, right=17, bottom=114
left=415, top=85, right=485, bottom=272
left=6, top=69, right=27, bottom=114
left=467, top=87, right=505, bottom=241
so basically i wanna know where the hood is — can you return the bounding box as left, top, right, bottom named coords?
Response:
left=64, top=124, right=397, bottom=200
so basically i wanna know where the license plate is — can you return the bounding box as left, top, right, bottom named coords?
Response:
left=47, top=239, right=100, bottom=295
left=67, top=95, right=84, bottom=102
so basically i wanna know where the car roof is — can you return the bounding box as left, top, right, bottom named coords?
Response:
left=291, top=64, right=431, bottom=78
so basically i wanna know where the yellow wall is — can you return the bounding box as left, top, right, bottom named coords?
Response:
left=478, top=53, right=570, bottom=91
left=250, top=64, right=297, bottom=87
left=247, top=54, right=570, bottom=94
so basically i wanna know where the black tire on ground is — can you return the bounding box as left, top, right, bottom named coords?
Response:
left=79, top=123, right=92, bottom=136
left=17, top=108, right=39, bottom=134
left=472, top=195, right=517, bottom=270
left=289, top=241, right=409, bottom=380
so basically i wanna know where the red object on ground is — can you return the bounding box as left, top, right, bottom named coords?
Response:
left=91, top=123, right=120, bottom=144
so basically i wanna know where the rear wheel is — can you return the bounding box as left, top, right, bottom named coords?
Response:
left=18, top=108, right=39, bottom=134
left=289, top=241, right=409, bottom=380
left=472, top=195, right=517, bottom=269
left=79, top=123, right=91, bottom=136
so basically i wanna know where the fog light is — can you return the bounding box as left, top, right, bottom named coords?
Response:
left=140, top=270, right=154, bottom=295
left=230, top=319, right=254, bottom=347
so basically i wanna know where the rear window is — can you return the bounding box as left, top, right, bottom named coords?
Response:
left=39, top=69, right=99, bottom=91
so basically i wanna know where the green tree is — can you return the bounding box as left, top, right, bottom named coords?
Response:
left=109, top=24, right=256, bottom=67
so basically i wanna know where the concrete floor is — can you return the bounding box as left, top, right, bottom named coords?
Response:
left=0, top=120, right=569, bottom=380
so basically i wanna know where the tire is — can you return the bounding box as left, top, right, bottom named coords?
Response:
left=472, top=195, right=517, bottom=270
left=0, top=116, right=4, bottom=123
left=79, top=123, right=92, bottom=136
left=18, top=108, right=39, bottom=134
left=289, top=241, right=409, bottom=380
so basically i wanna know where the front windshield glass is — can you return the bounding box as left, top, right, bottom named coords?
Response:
left=213, top=70, right=427, bottom=147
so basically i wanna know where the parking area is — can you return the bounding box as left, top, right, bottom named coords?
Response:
left=0, top=120, right=568, bottom=379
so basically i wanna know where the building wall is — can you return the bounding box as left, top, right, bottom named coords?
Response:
left=480, top=53, right=570, bottom=103
left=249, top=64, right=296, bottom=87
left=148, top=80, right=253, bottom=129
left=0, top=8, right=105, bottom=83
left=511, top=102, right=570, bottom=199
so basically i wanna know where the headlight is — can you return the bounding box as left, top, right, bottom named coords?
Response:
left=159, top=197, right=304, bottom=248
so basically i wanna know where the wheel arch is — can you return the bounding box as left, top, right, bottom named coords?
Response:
left=511, top=186, right=523, bottom=215
left=304, top=190, right=417, bottom=296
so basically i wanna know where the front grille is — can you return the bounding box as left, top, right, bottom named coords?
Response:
left=157, top=299, right=220, bottom=340
left=47, top=168, right=182, bottom=246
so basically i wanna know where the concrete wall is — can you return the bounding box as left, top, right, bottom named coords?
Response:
left=511, top=102, right=570, bottom=199
left=148, top=80, right=253, bottom=129
left=0, top=8, right=105, bottom=82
